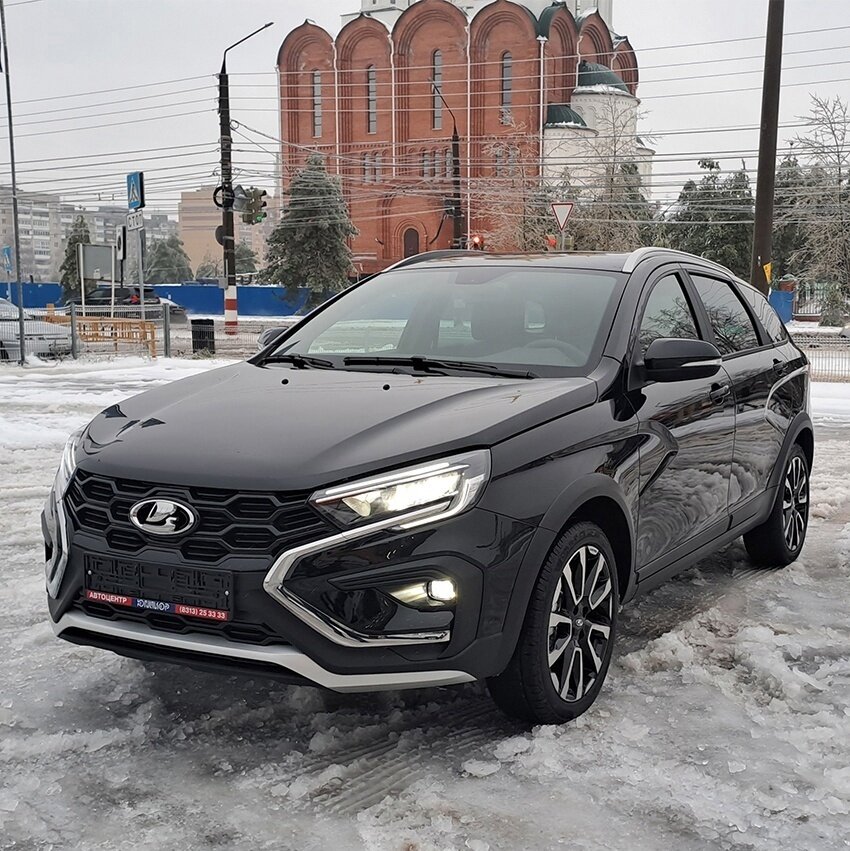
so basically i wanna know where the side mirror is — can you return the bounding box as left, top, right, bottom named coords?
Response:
left=257, top=326, right=289, bottom=352
left=643, top=338, right=722, bottom=382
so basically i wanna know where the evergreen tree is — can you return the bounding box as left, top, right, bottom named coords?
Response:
left=261, top=154, right=356, bottom=301
left=144, top=235, right=193, bottom=284
left=665, top=159, right=754, bottom=278
left=195, top=252, right=221, bottom=280
left=772, top=155, right=806, bottom=278
left=58, top=215, right=91, bottom=299
left=235, top=242, right=257, bottom=274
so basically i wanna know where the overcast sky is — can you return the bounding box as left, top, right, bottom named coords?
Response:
left=1, top=0, right=848, bottom=213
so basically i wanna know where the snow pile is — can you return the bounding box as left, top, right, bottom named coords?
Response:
left=1, top=358, right=849, bottom=850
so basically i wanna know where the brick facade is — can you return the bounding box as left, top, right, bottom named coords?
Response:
left=277, top=0, right=639, bottom=275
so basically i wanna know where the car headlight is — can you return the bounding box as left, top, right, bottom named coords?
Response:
left=53, top=426, right=85, bottom=497
left=311, top=449, right=491, bottom=529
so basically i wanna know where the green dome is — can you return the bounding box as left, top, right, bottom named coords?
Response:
left=545, top=104, right=587, bottom=127
left=576, top=60, right=629, bottom=93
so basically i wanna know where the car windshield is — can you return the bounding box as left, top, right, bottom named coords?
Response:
left=264, top=264, right=624, bottom=377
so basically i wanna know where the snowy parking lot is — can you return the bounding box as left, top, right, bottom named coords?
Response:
left=2, top=359, right=850, bottom=851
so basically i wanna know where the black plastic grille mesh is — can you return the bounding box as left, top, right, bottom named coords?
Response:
left=65, top=469, right=333, bottom=563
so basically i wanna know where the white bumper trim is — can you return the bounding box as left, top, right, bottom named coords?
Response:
left=50, top=611, right=475, bottom=693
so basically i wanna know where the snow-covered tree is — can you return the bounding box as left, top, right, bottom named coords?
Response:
left=144, top=235, right=193, bottom=284
left=58, top=215, right=91, bottom=299
left=261, top=153, right=356, bottom=302
left=791, top=96, right=850, bottom=305
left=665, top=159, right=754, bottom=278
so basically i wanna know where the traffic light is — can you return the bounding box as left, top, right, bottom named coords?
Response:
left=241, top=188, right=268, bottom=225
left=470, top=234, right=485, bottom=251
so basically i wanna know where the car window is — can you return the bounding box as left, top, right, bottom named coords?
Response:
left=278, top=266, right=624, bottom=376
left=738, top=283, right=788, bottom=343
left=690, top=274, right=760, bottom=355
left=638, top=274, right=700, bottom=354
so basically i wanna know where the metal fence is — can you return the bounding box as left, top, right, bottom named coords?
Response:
left=792, top=332, right=850, bottom=382
left=0, top=303, right=168, bottom=363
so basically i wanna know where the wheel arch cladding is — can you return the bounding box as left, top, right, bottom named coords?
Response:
left=564, top=496, right=631, bottom=602
left=795, top=426, right=813, bottom=470
left=539, top=474, right=635, bottom=601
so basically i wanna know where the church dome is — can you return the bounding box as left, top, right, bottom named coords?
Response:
left=576, top=59, right=630, bottom=93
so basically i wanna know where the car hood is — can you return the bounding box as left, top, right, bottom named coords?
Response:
left=79, top=362, right=597, bottom=491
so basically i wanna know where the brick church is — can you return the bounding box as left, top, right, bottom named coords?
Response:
left=277, top=0, right=651, bottom=274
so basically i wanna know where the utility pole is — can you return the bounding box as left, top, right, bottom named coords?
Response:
left=0, top=0, right=26, bottom=365
left=218, top=22, right=273, bottom=336
left=750, top=0, right=785, bottom=295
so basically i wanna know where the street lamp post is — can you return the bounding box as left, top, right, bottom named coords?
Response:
left=218, top=23, right=273, bottom=335
left=0, top=0, right=26, bottom=365
left=432, top=85, right=465, bottom=248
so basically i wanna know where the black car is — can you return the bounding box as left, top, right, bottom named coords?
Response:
left=64, top=286, right=161, bottom=308
left=44, top=249, right=811, bottom=724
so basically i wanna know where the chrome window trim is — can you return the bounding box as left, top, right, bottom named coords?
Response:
left=50, top=612, right=473, bottom=692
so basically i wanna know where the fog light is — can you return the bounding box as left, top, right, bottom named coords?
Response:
left=427, top=579, right=456, bottom=603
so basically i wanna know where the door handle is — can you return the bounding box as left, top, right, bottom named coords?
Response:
left=710, top=383, right=731, bottom=403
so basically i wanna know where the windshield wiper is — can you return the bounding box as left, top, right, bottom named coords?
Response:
left=343, top=355, right=537, bottom=379
left=261, top=353, right=336, bottom=369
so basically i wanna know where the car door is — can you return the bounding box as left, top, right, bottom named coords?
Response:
left=630, top=270, right=736, bottom=573
left=685, top=271, right=786, bottom=523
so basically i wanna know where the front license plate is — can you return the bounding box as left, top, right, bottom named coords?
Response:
left=84, top=555, right=232, bottom=622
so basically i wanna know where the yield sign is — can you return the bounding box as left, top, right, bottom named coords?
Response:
left=551, top=202, right=575, bottom=232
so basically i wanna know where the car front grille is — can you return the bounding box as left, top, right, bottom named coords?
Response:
left=72, top=595, right=290, bottom=647
left=65, top=470, right=334, bottom=564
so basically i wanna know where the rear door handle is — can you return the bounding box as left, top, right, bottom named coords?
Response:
left=710, top=383, right=731, bottom=403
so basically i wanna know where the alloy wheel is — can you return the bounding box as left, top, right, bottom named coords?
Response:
left=782, top=455, right=808, bottom=552
left=548, top=544, right=614, bottom=703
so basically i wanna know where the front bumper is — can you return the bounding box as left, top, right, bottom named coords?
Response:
left=45, top=482, right=539, bottom=691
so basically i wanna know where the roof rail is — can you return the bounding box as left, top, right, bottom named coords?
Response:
left=385, top=249, right=469, bottom=273
left=622, top=246, right=733, bottom=276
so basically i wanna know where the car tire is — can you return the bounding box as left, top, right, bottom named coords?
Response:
left=487, top=521, right=619, bottom=725
left=743, top=444, right=809, bottom=567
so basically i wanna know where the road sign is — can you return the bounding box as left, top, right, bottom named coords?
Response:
left=127, top=210, right=144, bottom=231
left=116, top=226, right=127, bottom=261
left=127, top=171, right=145, bottom=210
left=551, top=202, right=575, bottom=232
left=1, top=246, right=12, bottom=275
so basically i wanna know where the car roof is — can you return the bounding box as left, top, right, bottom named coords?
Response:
left=386, top=247, right=735, bottom=277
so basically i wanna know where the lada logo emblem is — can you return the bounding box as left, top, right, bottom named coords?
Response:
left=129, top=498, right=197, bottom=536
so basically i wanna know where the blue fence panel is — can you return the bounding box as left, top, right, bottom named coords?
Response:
left=5, top=282, right=63, bottom=308
left=8, top=282, right=310, bottom=316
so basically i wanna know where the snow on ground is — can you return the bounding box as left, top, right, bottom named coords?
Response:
left=1, top=359, right=850, bottom=851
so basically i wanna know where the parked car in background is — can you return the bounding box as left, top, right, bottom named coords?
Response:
left=45, top=248, right=811, bottom=725
left=0, top=298, right=72, bottom=360
left=62, top=287, right=187, bottom=323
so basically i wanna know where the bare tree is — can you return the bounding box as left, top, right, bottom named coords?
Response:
left=791, top=96, right=850, bottom=302
left=473, top=123, right=563, bottom=252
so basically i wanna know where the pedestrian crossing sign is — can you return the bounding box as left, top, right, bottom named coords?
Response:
left=127, top=172, right=145, bottom=210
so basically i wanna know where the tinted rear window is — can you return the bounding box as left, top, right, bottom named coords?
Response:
left=738, top=283, right=788, bottom=343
